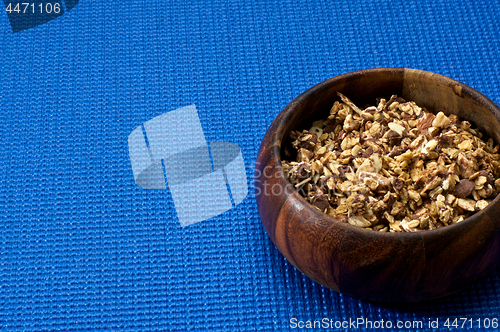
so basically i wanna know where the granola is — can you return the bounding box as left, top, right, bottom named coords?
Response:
left=282, top=93, right=500, bottom=232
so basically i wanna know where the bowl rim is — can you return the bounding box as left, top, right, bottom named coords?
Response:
left=269, top=67, right=500, bottom=239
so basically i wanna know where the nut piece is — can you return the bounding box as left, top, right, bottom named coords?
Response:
left=432, top=112, right=451, bottom=128
left=476, top=200, right=489, bottom=210
left=311, top=193, right=330, bottom=212
left=388, top=122, right=405, bottom=136
left=457, top=198, right=476, bottom=212
left=343, top=114, right=360, bottom=132
left=297, top=148, right=314, bottom=162
left=292, top=130, right=318, bottom=150
left=455, top=179, right=475, bottom=198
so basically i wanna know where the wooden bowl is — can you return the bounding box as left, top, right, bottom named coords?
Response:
left=255, top=68, right=500, bottom=303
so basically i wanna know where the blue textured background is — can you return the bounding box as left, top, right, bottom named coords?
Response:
left=1, top=0, right=500, bottom=330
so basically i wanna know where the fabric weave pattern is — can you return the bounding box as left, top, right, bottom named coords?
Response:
left=0, top=0, right=499, bottom=330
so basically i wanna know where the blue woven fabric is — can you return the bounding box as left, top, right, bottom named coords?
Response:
left=1, top=0, right=500, bottom=330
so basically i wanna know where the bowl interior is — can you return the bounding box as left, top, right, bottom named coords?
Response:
left=280, top=68, right=500, bottom=163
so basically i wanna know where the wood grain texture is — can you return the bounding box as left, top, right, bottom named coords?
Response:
left=255, top=68, right=500, bottom=303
